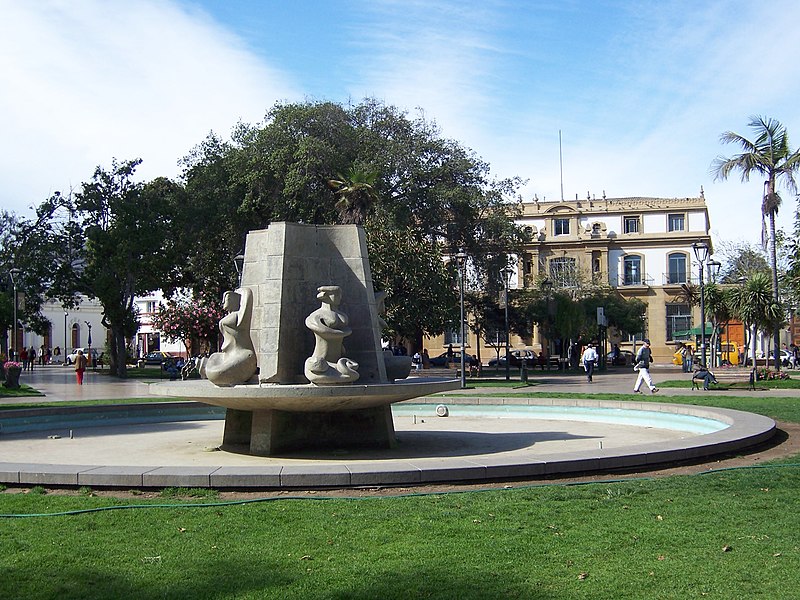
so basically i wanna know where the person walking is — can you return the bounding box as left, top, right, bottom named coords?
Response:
left=581, top=343, right=598, bottom=383
left=74, top=349, right=88, bottom=385
left=633, top=339, right=658, bottom=394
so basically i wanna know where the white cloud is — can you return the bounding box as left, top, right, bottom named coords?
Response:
left=0, top=0, right=300, bottom=213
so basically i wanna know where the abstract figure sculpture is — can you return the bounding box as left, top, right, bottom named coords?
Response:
left=200, top=287, right=258, bottom=386
left=304, top=285, right=360, bottom=384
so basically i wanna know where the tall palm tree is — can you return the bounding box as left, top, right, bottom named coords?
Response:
left=712, top=116, right=800, bottom=369
left=327, top=167, right=380, bottom=226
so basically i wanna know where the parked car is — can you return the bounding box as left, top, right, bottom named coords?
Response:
left=611, top=350, right=635, bottom=366
left=142, top=351, right=176, bottom=365
left=429, top=351, right=479, bottom=367
left=65, top=347, right=99, bottom=365
left=487, top=349, right=537, bottom=368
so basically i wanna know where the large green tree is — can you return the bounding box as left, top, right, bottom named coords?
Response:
left=0, top=196, right=83, bottom=355
left=712, top=116, right=800, bottom=368
left=177, top=98, right=525, bottom=342
left=74, top=159, right=182, bottom=376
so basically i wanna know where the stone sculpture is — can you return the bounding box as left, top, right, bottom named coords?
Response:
left=304, top=285, right=360, bottom=384
left=199, top=287, right=258, bottom=386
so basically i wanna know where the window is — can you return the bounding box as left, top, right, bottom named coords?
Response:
left=550, top=257, right=578, bottom=287
left=668, top=213, right=685, bottom=232
left=668, top=253, right=687, bottom=284
left=624, top=216, right=640, bottom=234
left=666, top=303, right=692, bottom=341
left=444, top=328, right=464, bottom=345
left=554, top=218, right=570, bottom=235
left=623, top=255, right=642, bottom=285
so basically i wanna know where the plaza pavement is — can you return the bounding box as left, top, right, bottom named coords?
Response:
left=0, top=363, right=787, bottom=489
left=4, top=362, right=798, bottom=406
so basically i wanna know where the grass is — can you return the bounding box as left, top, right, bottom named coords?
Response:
left=0, top=384, right=45, bottom=398
left=1, top=467, right=799, bottom=598
left=2, top=372, right=799, bottom=597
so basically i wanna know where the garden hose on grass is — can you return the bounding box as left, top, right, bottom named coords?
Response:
left=2, top=462, right=799, bottom=519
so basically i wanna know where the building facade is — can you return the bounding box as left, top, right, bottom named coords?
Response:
left=427, top=192, right=715, bottom=365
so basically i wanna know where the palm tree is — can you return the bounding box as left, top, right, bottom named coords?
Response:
left=327, top=167, right=380, bottom=226
left=728, top=272, right=782, bottom=368
left=712, top=116, right=800, bottom=369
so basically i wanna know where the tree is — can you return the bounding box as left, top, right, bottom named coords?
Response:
left=328, top=167, right=380, bottom=225
left=149, top=293, right=224, bottom=357
left=0, top=195, right=84, bottom=355
left=177, top=98, right=525, bottom=343
left=74, top=159, right=182, bottom=377
left=712, top=116, right=800, bottom=369
left=728, top=272, right=783, bottom=367
left=366, top=213, right=457, bottom=348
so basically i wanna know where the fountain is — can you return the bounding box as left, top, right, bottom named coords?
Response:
left=151, top=222, right=459, bottom=455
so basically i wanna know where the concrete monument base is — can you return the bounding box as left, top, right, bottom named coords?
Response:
left=222, top=405, right=395, bottom=455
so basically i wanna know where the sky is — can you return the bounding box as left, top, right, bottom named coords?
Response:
left=2, top=0, right=800, bottom=252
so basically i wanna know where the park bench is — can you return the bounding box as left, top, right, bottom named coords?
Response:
left=692, top=367, right=755, bottom=391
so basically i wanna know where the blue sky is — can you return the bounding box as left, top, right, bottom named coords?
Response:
left=2, top=0, right=800, bottom=251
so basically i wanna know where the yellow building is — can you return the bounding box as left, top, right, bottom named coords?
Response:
left=427, top=192, right=714, bottom=365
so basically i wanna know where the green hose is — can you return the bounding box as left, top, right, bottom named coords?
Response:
left=2, top=462, right=799, bottom=518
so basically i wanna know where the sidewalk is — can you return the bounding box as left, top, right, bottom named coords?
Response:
left=2, top=364, right=799, bottom=406
left=430, top=364, right=800, bottom=399
left=0, top=364, right=154, bottom=405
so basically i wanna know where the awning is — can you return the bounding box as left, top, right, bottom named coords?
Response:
left=673, top=323, right=716, bottom=338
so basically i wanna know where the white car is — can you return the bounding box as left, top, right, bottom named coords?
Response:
left=65, top=347, right=98, bottom=365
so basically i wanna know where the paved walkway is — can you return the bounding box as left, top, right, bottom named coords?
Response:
left=5, top=363, right=797, bottom=407
left=0, top=364, right=784, bottom=489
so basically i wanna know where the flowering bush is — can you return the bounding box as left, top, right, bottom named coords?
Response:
left=3, top=361, right=22, bottom=370
left=755, top=367, right=791, bottom=381
left=150, top=294, right=225, bottom=355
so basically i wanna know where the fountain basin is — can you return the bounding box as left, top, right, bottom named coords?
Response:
left=150, top=377, right=460, bottom=412
left=150, top=377, right=461, bottom=455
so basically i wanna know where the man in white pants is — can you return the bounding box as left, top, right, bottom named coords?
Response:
left=633, top=339, right=658, bottom=394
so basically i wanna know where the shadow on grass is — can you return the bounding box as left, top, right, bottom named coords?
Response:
left=1, top=559, right=553, bottom=600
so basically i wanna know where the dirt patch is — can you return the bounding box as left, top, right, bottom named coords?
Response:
left=3, top=422, right=798, bottom=501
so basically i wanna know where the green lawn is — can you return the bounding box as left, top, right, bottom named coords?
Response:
left=2, top=385, right=799, bottom=597
left=1, top=465, right=798, bottom=599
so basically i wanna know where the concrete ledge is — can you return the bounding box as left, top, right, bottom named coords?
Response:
left=0, top=399, right=778, bottom=489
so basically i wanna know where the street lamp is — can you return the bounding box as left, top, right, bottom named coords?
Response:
left=85, top=321, right=93, bottom=368
left=9, top=268, right=21, bottom=360
left=234, top=254, right=245, bottom=287
left=455, top=251, right=467, bottom=389
left=64, top=311, right=68, bottom=365
left=692, top=242, right=710, bottom=368
left=500, top=266, right=511, bottom=381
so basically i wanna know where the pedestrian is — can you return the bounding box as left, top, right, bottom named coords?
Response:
left=633, top=339, right=658, bottom=394
left=20, top=347, right=28, bottom=371
left=446, top=344, right=454, bottom=368
left=581, top=343, right=598, bottom=382
left=74, top=349, right=88, bottom=385
left=28, top=346, right=36, bottom=371
left=412, top=350, right=422, bottom=371
left=422, top=349, right=431, bottom=369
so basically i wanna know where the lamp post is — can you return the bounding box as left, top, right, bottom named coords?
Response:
left=500, top=267, right=511, bottom=381
left=64, top=311, right=68, bottom=365
left=85, top=321, right=93, bottom=368
left=455, top=251, right=467, bottom=389
left=9, top=268, right=21, bottom=360
left=234, top=254, right=245, bottom=287
left=541, top=278, right=554, bottom=366
left=692, top=242, right=710, bottom=368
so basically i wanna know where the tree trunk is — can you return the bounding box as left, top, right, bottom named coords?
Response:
left=107, top=325, right=128, bottom=378
left=769, top=209, right=781, bottom=371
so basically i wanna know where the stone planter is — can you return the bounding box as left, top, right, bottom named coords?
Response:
left=4, top=366, right=22, bottom=389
